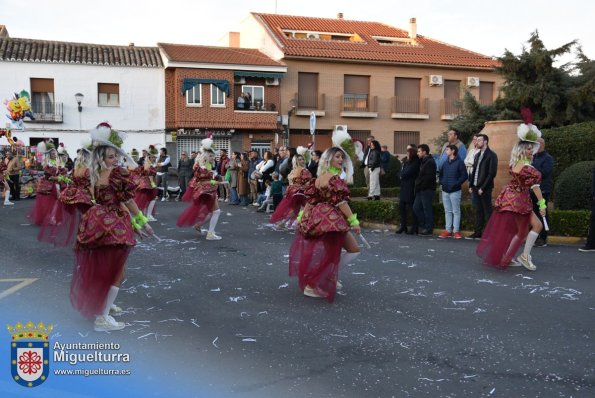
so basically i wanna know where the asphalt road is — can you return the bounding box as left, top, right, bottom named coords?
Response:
left=0, top=198, right=593, bottom=397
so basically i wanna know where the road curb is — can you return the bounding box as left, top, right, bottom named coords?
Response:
left=361, top=222, right=585, bottom=246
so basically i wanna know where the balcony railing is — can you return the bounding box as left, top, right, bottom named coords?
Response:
left=440, top=98, right=463, bottom=117
left=29, top=101, right=63, bottom=123
left=234, top=101, right=278, bottom=112
left=342, top=94, right=376, bottom=112
left=392, top=96, right=428, bottom=114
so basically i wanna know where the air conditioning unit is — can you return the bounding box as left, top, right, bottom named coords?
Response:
left=334, top=125, right=348, bottom=133
left=265, top=77, right=279, bottom=86
left=233, top=76, right=245, bottom=84
left=467, top=76, right=480, bottom=87
left=307, top=33, right=320, bottom=39
left=429, top=75, right=443, bottom=86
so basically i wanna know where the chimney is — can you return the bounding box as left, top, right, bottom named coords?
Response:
left=408, top=18, right=417, bottom=40
left=228, top=32, right=240, bottom=48
left=337, top=12, right=344, bottom=19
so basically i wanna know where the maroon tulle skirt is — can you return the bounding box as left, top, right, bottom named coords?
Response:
left=38, top=202, right=90, bottom=247
left=270, top=192, right=305, bottom=223
left=181, top=187, right=193, bottom=202
left=176, top=193, right=216, bottom=227
left=71, top=245, right=132, bottom=318
left=134, top=189, right=158, bottom=213
left=476, top=210, right=531, bottom=269
left=27, top=193, right=58, bottom=226
left=289, top=231, right=346, bottom=303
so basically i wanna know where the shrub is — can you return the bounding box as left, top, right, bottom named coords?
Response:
left=350, top=187, right=400, bottom=198
left=350, top=200, right=589, bottom=237
left=554, top=161, right=595, bottom=210
left=542, top=122, right=595, bottom=183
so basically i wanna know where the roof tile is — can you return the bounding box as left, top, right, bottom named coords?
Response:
left=0, top=37, right=163, bottom=67
left=254, top=13, right=499, bottom=69
left=158, top=43, right=285, bottom=67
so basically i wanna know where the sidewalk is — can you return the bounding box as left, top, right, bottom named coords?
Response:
left=362, top=221, right=585, bottom=246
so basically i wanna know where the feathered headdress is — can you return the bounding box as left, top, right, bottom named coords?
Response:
left=201, top=137, right=215, bottom=153
left=79, top=137, right=94, bottom=153
left=331, top=126, right=358, bottom=184
left=296, top=145, right=311, bottom=164
left=517, top=107, right=541, bottom=144
left=146, top=145, right=158, bottom=156
left=57, top=143, right=69, bottom=157
left=89, top=122, right=127, bottom=149
left=37, top=139, right=56, bottom=154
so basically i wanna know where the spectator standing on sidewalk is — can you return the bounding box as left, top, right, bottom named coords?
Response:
left=380, top=145, right=391, bottom=173
left=367, top=140, right=382, bottom=200
left=396, top=145, right=420, bottom=234
left=156, top=148, right=171, bottom=202
left=5, top=149, right=21, bottom=202
left=177, top=151, right=193, bottom=200
left=467, top=134, right=498, bottom=239
left=438, top=145, right=468, bottom=239
left=413, top=144, right=437, bottom=236
left=531, top=138, right=554, bottom=247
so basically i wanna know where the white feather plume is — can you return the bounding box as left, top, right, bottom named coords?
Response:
left=37, top=141, right=47, bottom=153
left=90, top=125, right=112, bottom=145
left=201, top=138, right=214, bottom=152
left=296, top=146, right=308, bottom=156
left=332, top=128, right=351, bottom=148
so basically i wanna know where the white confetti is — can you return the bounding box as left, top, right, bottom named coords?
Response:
left=137, top=333, right=155, bottom=340
left=418, top=378, right=447, bottom=382
left=369, top=280, right=378, bottom=286
left=408, top=263, right=417, bottom=268
left=278, top=283, right=289, bottom=289
left=212, top=337, right=219, bottom=348
left=473, top=308, right=486, bottom=314
left=226, top=212, right=232, bottom=216
left=477, top=279, right=499, bottom=284
left=190, top=319, right=200, bottom=328
left=258, top=311, right=268, bottom=316
left=352, top=272, right=366, bottom=275
left=158, top=318, right=183, bottom=323
left=489, top=388, right=496, bottom=395
left=381, top=259, right=398, bottom=263
left=452, top=299, right=475, bottom=305
left=330, top=334, right=348, bottom=338
left=366, top=332, right=376, bottom=338
left=210, top=288, right=221, bottom=292
left=229, top=296, right=246, bottom=302
left=166, top=299, right=180, bottom=304
left=242, top=338, right=257, bottom=342
left=463, top=374, right=478, bottom=379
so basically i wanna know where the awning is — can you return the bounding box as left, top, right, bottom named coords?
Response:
left=233, top=71, right=285, bottom=79
left=182, top=79, right=230, bottom=97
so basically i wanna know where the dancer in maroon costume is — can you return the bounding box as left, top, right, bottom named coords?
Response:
left=289, top=146, right=361, bottom=302
left=134, top=145, right=159, bottom=221
left=477, top=112, right=546, bottom=271
left=38, top=145, right=94, bottom=246
left=177, top=150, right=223, bottom=240
left=70, top=123, right=154, bottom=332
left=270, top=153, right=312, bottom=226
left=28, top=141, right=66, bottom=225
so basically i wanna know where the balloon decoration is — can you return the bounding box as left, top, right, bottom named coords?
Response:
left=4, top=90, right=35, bottom=124
left=0, top=128, right=16, bottom=146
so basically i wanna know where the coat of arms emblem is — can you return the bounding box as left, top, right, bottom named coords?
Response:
left=7, top=321, right=52, bottom=387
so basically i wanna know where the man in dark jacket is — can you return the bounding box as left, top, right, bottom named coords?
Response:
left=579, top=166, right=595, bottom=252
left=413, top=144, right=437, bottom=235
left=467, top=134, right=498, bottom=239
left=177, top=151, right=193, bottom=200
left=531, top=138, right=554, bottom=246
left=307, top=150, right=322, bottom=178
left=438, top=145, right=468, bottom=239
left=397, top=145, right=420, bottom=234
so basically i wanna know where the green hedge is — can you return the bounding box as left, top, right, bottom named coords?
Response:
left=554, top=161, right=595, bottom=210
left=542, top=121, right=595, bottom=183
left=350, top=187, right=400, bottom=197
left=350, top=200, right=589, bottom=237
left=352, top=155, right=402, bottom=188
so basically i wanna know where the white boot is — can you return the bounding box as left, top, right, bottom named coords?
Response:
left=4, top=191, right=14, bottom=206
left=206, top=209, right=222, bottom=240
left=146, top=200, right=157, bottom=221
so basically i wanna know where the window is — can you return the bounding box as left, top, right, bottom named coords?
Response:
left=395, top=78, right=421, bottom=113
left=250, top=141, right=272, bottom=159
left=343, top=75, right=369, bottom=111
left=394, top=131, right=420, bottom=154
left=298, top=72, right=318, bottom=108
left=443, top=80, right=461, bottom=115
left=30, top=78, right=55, bottom=115
left=210, top=84, right=225, bottom=106
left=98, top=83, right=120, bottom=107
left=479, top=81, right=494, bottom=105
left=349, top=130, right=371, bottom=143
left=186, top=84, right=202, bottom=106
left=242, top=85, right=264, bottom=110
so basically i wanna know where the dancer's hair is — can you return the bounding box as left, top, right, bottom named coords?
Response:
left=292, top=154, right=304, bottom=169
left=74, top=149, right=91, bottom=171
left=509, top=141, right=538, bottom=167
left=318, top=147, right=344, bottom=176
left=42, top=149, right=62, bottom=168
left=89, top=145, right=137, bottom=187
left=196, top=151, right=214, bottom=168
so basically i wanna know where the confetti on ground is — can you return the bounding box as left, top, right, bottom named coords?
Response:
left=210, top=288, right=221, bottom=292
left=278, top=283, right=289, bottom=289
left=166, top=299, right=180, bottom=304
left=212, top=337, right=219, bottom=348
left=452, top=299, right=475, bottom=305
left=242, top=338, right=257, bottom=342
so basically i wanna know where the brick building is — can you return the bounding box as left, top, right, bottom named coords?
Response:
left=159, top=43, right=287, bottom=159
left=222, top=13, right=504, bottom=153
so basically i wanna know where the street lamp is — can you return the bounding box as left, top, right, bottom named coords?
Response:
left=75, top=93, right=84, bottom=112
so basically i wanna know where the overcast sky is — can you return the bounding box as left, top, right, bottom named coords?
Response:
left=1, top=0, right=593, bottom=62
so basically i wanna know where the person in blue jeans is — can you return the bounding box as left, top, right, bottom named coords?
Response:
left=413, top=144, right=437, bottom=236
left=438, top=145, right=468, bottom=239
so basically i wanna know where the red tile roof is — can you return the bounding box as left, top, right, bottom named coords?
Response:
left=253, top=13, right=499, bottom=69
left=0, top=37, right=163, bottom=67
left=158, top=43, right=285, bottom=67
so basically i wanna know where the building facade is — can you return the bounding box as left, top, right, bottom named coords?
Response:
left=227, top=13, right=504, bottom=153
left=159, top=43, right=287, bottom=160
left=0, top=36, right=165, bottom=153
